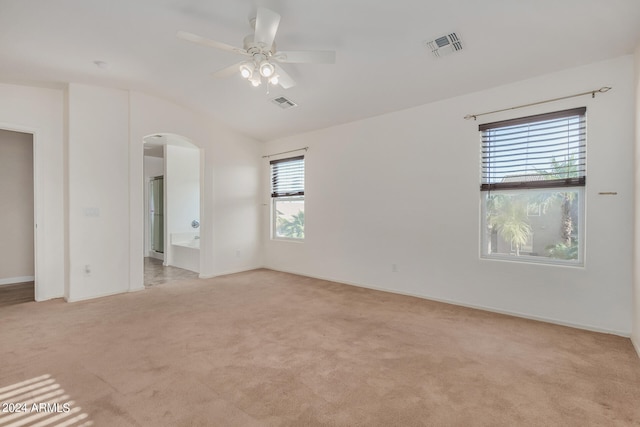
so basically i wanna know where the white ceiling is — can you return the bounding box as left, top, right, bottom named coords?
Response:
left=1, top=0, right=639, bottom=141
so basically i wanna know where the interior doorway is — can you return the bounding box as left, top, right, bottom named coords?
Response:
left=0, top=129, right=35, bottom=306
left=143, top=133, right=201, bottom=287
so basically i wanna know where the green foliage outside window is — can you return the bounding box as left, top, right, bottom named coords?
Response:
left=277, top=210, right=304, bottom=239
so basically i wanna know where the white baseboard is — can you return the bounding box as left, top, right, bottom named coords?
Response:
left=632, top=336, right=640, bottom=359
left=0, top=276, right=35, bottom=286
left=65, top=288, right=129, bottom=303
left=263, top=267, right=631, bottom=338
left=199, top=265, right=263, bottom=280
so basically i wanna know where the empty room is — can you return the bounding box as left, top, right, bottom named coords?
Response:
left=1, top=0, right=640, bottom=425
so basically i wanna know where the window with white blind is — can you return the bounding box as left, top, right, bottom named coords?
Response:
left=480, top=107, right=585, bottom=265
left=270, top=156, right=305, bottom=240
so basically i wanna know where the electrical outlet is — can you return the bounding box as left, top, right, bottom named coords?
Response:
left=235, top=250, right=241, bottom=258
left=392, top=263, right=398, bottom=273
left=84, top=264, right=91, bottom=276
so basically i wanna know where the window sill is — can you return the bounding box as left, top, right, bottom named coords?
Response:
left=480, top=254, right=584, bottom=268
left=271, top=238, right=304, bottom=243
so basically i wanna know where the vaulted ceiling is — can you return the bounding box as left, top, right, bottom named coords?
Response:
left=1, top=0, right=639, bottom=141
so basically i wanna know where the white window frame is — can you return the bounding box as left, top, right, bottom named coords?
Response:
left=479, top=108, right=586, bottom=267
left=270, top=155, right=305, bottom=241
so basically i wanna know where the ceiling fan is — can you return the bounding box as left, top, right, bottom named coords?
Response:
left=177, top=7, right=336, bottom=89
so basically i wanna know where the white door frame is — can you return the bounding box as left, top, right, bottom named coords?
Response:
left=0, top=124, right=37, bottom=299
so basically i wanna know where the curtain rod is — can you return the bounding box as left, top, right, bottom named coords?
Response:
left=262, top=147, right=308, bottom=159
left=464, top=86, right=611, bottom=121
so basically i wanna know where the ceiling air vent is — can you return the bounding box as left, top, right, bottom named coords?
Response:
left=424, top=32, right=463, bottom=57
left=270, top=96, right=298, bottom=110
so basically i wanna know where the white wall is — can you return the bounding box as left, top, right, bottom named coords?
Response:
left=0, top=83, right=65, bottom=301
left=67, top=84, right=130, bottom=301
left=0, top=130, right=34, bottom=283
left=264, top=55, right=635, bottom=336
left=144, top=155, right=164, bottom=178
left=206, top=132, right=263, bottom=276
left=60, top=86, right=263, bottom=300
left=165, top=144, right=200, bottom=267
left=633, top=45, right=640, bottom=355
left=129, top=91, right=262, bottom=284
left=54, top=85, right=263, bottom=301
left=0, top=82, right=261, bottom=302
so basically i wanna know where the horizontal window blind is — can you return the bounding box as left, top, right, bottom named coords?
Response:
left=480, top=107, right=586, bottom=191
left=271, top=155, right=304, bottom=197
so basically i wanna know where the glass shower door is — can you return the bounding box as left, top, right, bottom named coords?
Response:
left=150, top=176, right=164, bottom=253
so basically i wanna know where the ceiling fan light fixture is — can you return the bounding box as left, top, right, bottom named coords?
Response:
left=177, top=7, right=336, bottom=92
left=239, top=63, right=253, bottom=79
left=259, top=60, right=275, bottom=77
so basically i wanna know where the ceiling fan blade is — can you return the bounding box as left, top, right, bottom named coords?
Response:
left=253, top=7, right=280, bottom=49
left=274, top=65, right=296, bottom=89
left=177, top=31, right=248, bottom=56
left=273, top=50, right=336, bottom=64
left=211, top=62, right=244, bottom=78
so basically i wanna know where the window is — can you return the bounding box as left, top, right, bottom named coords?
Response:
left=271, top=156, right=305, bottom=240
left=480, top=107, right=586, bottom=265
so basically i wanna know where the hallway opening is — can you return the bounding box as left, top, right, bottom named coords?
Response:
left=0, top=129, right=35, bottom=306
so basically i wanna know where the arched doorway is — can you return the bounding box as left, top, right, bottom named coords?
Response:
left=142, top=133, right=201, bottom=287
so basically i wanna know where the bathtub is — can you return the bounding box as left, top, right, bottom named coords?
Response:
left=170, top=232, right=200, bottom=273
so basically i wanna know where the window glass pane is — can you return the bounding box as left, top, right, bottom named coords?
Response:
left=274, top=197, right=304, bottom=239
left=483, top=189, right=581, bottom=262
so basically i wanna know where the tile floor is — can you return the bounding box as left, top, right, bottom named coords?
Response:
left=144, top=257, right=198, bottom=287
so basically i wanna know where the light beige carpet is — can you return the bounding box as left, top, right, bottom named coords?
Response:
left=1, top=269, right=639, bottom=426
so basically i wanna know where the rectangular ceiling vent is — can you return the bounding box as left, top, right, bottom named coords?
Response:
left=270, top=96, right=298, bottom=110
left=425, top=32, right=463, bottom=57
